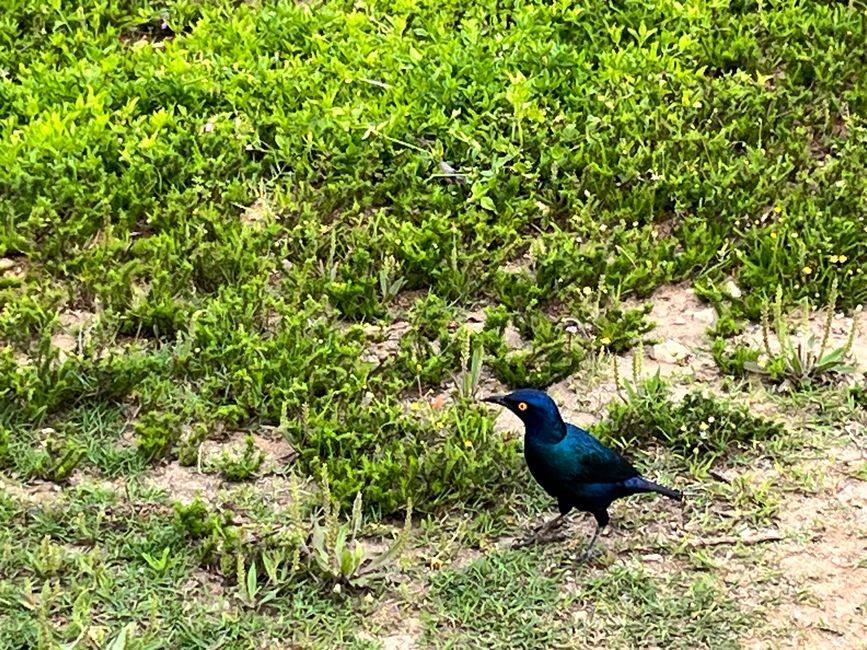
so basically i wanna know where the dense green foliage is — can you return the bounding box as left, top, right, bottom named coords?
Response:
left=593, top=373, right=786, bottom=467
left=1, top=2, right=864, bottom=646
left=2, top=0, right=866, bottom=512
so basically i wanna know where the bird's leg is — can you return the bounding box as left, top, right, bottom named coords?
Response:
left=578, top=523, right=603, bottom=561
left=535, top=513, right=568, bottom=535
left=513, top=513, right=568, bottom=548
left=577, top=511, right=609, bottom=562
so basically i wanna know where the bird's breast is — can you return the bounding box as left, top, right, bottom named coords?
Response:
left=523, top=442, right=566, bottom=498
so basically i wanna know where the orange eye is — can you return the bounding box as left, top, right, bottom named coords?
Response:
left=517, top=402, right=528, bottom=412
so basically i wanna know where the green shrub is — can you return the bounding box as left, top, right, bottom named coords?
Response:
left=3, top=0, right=867, bottom=514
left=209, top=434, right=265, bottom=482
left=31, top=435, right=84, bottom=482
left=0, top=426, right=11, bottom=467
left=135, top=410, right=182, bottom=461
left=711, top=337, right=760, bottom=378
left=594, top=373, right=785, bottom=463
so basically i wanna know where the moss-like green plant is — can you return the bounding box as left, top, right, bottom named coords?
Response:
left=209, top=433, right=265, bottom=482
left=134, top=411, right=182, bottom=461
left=598, top=357, right=785, bottom=468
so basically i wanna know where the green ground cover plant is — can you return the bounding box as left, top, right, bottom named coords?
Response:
left=3, top=0, right=866, bottom=512
left=2, top=1, right=867, bottom=645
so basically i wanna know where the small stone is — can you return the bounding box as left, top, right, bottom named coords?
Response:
left=650, top=340, right=692, bottom=364
left=0, top=258, right=16, bottom=272
left=503, top=323, right=525, bottom=350
left=464, top=310, right=487, bottom=333
left=723, top=279, right=742, bottom=299
left=693, top=307, right=718, bottom=324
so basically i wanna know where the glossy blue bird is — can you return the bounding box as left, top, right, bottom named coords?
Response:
left=484, top=388, right=682, bottom=558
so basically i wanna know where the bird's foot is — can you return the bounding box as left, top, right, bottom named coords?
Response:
left=512, top=515, right=570, bottom=549
left=576, top=546, right=603, bottom=563
left=511, top=534, right=538, bottom=549
left=512, top=527, right=569, bottom=549
left=534, top=515, right=568, bottom=536
left=512, top=534, right=568, bottom=549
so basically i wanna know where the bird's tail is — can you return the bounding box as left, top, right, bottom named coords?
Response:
left=624, top=476, right=683, bottom=502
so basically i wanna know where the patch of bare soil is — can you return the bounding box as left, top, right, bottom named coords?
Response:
left=240, top=197, right=274, bottom=227
left=739, top=441, right=867, bottom=649
left=0, top=476, right=63, bottom=506
left=141, top=429, right=306, bottom=514
left=50, top=309, right=96, bottom=359
left=143, top=462, right=225, bottom=505
left=0, top=257, right=27, bottom=279
left=198, top=429, right=296, bottom=474
left=371, top=601, right=423, bottom=650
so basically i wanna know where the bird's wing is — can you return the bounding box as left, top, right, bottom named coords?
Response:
left=562, top=424, right=638, bottom=483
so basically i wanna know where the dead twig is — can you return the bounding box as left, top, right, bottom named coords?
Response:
left=689, top=531, right=784, bottom=548
left=709, top=469, right=732, bottom=484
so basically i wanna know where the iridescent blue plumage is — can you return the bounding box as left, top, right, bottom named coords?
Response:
left=484, top=388, right=682, bottom=558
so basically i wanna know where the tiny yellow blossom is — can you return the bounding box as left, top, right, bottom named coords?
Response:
left=839, top=254, right=848, bottom=263
left=699, top=422, right=709, bottom=431
left=770, top=231, right=777, bottom=239
left=464, top=439, right=473, bottom=449
left=829, top=255, right=839, bottom=263
left=599, top=336, right=611, bottom=346
left=802, top=266, right=812, bottom=275
left=583, top=286, right=593, bottom=296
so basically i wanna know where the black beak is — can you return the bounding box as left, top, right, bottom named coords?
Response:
left=482, top=395, right=508, bottom=406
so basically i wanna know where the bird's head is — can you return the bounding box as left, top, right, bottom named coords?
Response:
left=482, top=388, right=566, bottom=441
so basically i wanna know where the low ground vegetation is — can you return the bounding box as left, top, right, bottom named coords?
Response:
left=1, top=1, right=866, bottom=647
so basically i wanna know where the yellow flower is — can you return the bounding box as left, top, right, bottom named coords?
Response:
left=770, top=231, right=777, bottom=239
left=464, top=439, right=473, bottom=449
left=802, top=266, right=812, bottom=275
left=699, top=422, right=709, bottom=431
left=829, top=255, right=839, bottom=263
left=599, top=336, right=611, bottom=346
left=583, top=286, right=593, bottom=295
left=839, top=254, right=848, bottom=263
